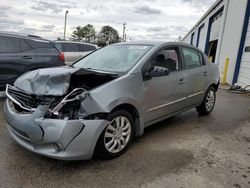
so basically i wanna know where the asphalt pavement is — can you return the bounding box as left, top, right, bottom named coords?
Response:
left=0, top=89, right=250, bottom=188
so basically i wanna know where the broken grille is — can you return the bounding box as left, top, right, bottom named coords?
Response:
left=6, top=84, right=39, bottom=112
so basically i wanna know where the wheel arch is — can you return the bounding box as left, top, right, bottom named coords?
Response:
left=111, top=103, right=142, bottom=137
left=209, top=81, right=219, bottom=91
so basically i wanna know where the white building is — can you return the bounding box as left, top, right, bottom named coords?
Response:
left=182, top=0, right=250, bottom=87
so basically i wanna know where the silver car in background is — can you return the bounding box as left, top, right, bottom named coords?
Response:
left=4, top=42, right=219, bottom=160
left=55, top=41, right=97, bottom=65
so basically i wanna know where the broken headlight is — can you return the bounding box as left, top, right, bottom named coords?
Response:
left=46, top=88, right=88, bottom=119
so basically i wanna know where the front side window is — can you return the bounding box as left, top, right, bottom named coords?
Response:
left=74, top=44, right=152, bottom=73
left=152, top=49, right=179, bottom=72
left=182, top=47, right=202, bottom=69
left=0, top=36, right=20, bottom=53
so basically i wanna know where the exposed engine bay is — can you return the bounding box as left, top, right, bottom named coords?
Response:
left=7, top=67, right=119, bottom=120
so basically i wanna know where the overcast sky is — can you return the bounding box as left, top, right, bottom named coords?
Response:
left=0, top=0, right=216, bottom=41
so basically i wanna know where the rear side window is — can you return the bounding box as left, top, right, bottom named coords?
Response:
left=0, top=36, right=20, bottom=53
left=78, top=44, right=96, bottom=51
left=61, top=43, right=79, bottom=52
left=182, top=47, right=202, bottom=69
left=27, top=39, right=54, bottom=49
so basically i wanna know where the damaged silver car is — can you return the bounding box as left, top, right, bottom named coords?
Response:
left=4, top=42, right=219, bottom=160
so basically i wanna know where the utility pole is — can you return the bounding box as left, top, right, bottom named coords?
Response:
left=63, top=10, right=69, bottom=40
left=122, top=22, right=126, bottom=42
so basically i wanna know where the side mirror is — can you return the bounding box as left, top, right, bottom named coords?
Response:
left=144, top=66, right=169, bottom=80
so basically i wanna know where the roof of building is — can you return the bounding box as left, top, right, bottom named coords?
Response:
left=182, top=0, right=224, bottom=40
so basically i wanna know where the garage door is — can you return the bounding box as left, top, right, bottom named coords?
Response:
left=238, top=16, right=250, bottom=87
left=210, top=11, right=223, bottom=41
left=198, top=25, right=206, bottom=50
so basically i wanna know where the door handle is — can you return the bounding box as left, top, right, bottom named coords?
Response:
left=178, top=78, right=185, bottom=84
left=22, top=56, right=32, bottom=59
left=203, top=71, right=208, bottom=76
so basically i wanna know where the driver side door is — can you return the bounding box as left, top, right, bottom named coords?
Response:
left=142, top=46, right=190, bottom=126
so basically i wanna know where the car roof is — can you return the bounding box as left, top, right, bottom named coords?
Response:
left=0, top=31, right=51, bottom=42
left=55, top=40, right=97, bottom=47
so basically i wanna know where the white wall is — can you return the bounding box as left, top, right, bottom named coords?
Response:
left=218, top=0, right=248, bottom=84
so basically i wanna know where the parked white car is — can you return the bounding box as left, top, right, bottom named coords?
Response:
left=55, top=41, right=97, bottom=65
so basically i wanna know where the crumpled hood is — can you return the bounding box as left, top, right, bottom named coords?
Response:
left=14, top=66, right=80, bottom=96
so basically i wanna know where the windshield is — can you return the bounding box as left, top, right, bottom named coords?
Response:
left=73, top=44, right=152, bottom=72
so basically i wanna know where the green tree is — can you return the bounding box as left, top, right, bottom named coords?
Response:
left=71, top=24, right=96, bottom=42
left=71, top=26, right=84, bottom=41
left=82, top=24, right=96, bottom=43
left=97, top=25, right=120, bottom=46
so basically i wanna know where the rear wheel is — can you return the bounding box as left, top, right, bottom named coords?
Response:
left=196, top=86, right=216, bottom=115
left=94, top=110, right=134, bottom=159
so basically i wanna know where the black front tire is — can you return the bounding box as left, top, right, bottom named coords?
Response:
left=196, top=86, right=216, bottom=115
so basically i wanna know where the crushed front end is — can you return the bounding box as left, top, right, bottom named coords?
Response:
left=3, top=68, right=118, bottom=160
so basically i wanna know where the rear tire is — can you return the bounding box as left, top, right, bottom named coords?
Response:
left=94, top=110, right=134, bottom=159
left=196, top=86, right=216, bottom=115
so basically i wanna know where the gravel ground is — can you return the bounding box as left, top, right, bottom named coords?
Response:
left=0, top=89, right=250, bottom=188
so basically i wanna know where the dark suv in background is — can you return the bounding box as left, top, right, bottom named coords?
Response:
left=0, top=32, right=65, bottom=92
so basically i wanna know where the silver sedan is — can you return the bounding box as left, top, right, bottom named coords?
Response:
left=4, top=42, right=219, bottom=160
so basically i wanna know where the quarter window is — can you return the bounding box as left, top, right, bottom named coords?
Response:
left=152, top=49, right=179, bottom=72
left=20, top=39, right=31, bottom=52
left=182, top=47, right=202, bottom=69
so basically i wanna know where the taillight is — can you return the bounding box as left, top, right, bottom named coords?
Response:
left=58, top=52, right=65, bottom=62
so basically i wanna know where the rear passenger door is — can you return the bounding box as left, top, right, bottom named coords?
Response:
left=0, top=36, right=36, bottom=90
left=180, top=47, right=208, bottom=106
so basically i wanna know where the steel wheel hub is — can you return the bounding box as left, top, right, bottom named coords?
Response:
left=205, top=90, right=215, bottom=112
left=104, top=116, right=132, bottom=154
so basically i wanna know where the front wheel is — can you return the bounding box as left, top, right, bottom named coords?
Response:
left=94, top=110, right=134, bottom=159
left=196, top=87, right=216, bottom=115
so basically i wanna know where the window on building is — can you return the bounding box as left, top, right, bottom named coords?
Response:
left=245, top=46, right=250, bottom=52
left=191, top=33, right=195, bottom=45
